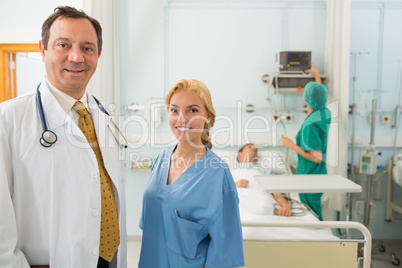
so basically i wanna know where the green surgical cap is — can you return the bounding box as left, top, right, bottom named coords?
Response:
left=304, top=82, right=328, bottom=110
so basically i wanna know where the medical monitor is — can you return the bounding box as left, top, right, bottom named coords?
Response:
left=277, top=51, right=311, bottom=74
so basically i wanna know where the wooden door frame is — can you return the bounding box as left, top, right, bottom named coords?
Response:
left=0, top=44, right=39, bottom=102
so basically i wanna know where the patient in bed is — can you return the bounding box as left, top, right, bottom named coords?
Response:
left=233, top=143, right=291, bottom=217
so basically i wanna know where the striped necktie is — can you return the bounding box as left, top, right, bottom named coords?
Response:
left=72, top=101, right=120, bottom=262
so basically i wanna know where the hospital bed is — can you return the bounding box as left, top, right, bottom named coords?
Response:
left=241, top=220, right=371, bottom=268
left=213, top=149, right=371, bottom=267
left=387, top=158, right=402, bottom=222
left=238, top=174, right=369, bottom=267
left=385, top=158, right=402, bottom=265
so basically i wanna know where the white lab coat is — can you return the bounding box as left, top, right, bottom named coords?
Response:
left=0, top=80, right=127, bottom=268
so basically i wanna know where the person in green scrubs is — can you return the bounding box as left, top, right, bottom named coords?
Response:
left=282, top=64, right=331, bottom=220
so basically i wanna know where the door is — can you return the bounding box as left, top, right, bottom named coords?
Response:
left=0, top=44, right=45, bottom=102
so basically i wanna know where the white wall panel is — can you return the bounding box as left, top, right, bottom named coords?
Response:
left=0, top=0, right=83, bottom=43
left=168, top=5, right=284, bottom=107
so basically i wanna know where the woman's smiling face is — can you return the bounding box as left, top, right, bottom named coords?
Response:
left=168, top=90, right=211, bottom=147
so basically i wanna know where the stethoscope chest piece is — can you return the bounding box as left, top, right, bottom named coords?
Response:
left=40, top=130, right=58, bottom=147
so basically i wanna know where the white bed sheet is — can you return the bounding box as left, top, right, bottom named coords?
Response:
left=231, top=168, right=339, bottom=241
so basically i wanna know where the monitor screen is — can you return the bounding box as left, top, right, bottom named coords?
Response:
left=278, top=51, right=311, bottom=73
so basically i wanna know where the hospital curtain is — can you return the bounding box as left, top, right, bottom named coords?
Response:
left=324, top=0, right=350, bottom=212
left=83, top=0, right=121, bottom=114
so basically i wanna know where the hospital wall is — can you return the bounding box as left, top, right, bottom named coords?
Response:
left=0, top=0, right=83, bottom=43
left=1, top=0, right=402, bottom=240
left=346, top=1, right=402, bottom=239
left=118, top=0, right=402, bottom=239
left=118, top=0, right=325, bottom=236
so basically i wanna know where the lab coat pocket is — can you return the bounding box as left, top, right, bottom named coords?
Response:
left=167, top=211, right=208, bottom=258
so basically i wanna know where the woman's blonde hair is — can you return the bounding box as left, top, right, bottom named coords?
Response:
left=165, top=79, right=216, bottom=149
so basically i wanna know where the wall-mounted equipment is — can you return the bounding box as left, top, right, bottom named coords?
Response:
left=359, top=145, right=377, bottom=175
left=277, top=51, right=311, bottom=74
left=272, top=114, right=293, bottom=123
left=266, top=73, right=327, bottom=94
left=123, top=98, right=165, bottom=128
left=285, top=114, right=293, bottom=123
left=263, top=51, right=327, bottom=95
left=381, top=114, right=390, bottom=124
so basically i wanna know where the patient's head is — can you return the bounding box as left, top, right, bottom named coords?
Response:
left=238, top=143, right=258, bottom=163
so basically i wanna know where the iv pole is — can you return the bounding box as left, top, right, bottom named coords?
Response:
left=361, top=89, right=385, bottom=227
left=348, top=52, right=369, bottom=238
left=363, top=96, right=377, bottom=227
left=350, top=52, right=369, bottom=181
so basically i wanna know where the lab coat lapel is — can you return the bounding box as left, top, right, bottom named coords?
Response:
left=39, top=80, right=85, bottom=142
left=87, top=93, right=107, bottom=149
left=39, top=80, right=68, bottom=130
left=88, top=95, right=122, bottom=190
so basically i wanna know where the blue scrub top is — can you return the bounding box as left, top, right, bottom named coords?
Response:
left=139, top=146, right=245, bottom=268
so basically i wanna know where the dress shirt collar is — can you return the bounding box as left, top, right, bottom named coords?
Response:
left=46, top=77, right=90, bottom=113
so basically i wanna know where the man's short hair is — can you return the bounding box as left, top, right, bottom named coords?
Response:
left=41, top=6, right=102, bottom=55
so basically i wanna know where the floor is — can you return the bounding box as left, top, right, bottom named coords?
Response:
left=128, top=237, right=402, bottom=267
left=127, top=237, right=141, bottom=267
left=371, top=239, right=402, bottom=268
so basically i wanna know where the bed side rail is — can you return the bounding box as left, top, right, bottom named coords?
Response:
left=241, top=220, right=372, bottom=268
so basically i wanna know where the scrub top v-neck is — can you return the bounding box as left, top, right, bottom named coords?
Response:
left=139, top=145, right=244, bottom=268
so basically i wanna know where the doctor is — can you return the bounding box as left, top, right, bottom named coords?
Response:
left=0, top=6, right=126, bottom=268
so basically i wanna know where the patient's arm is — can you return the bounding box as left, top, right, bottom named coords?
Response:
left=235, top=179, right=249, bottom=188
left=273, top=193, right=292, bottom=217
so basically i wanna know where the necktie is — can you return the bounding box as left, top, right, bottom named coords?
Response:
left=72, top=101, right=120, bottom=262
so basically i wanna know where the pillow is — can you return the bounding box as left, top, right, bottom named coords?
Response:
left=257, top=150, right=288, bottom=174
left=213, top=149, right=289, bottom=174
left=212, top=150, right=238, bottom=169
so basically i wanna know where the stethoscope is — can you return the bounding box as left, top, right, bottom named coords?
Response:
left=36, top=83, right=128, bottom=149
